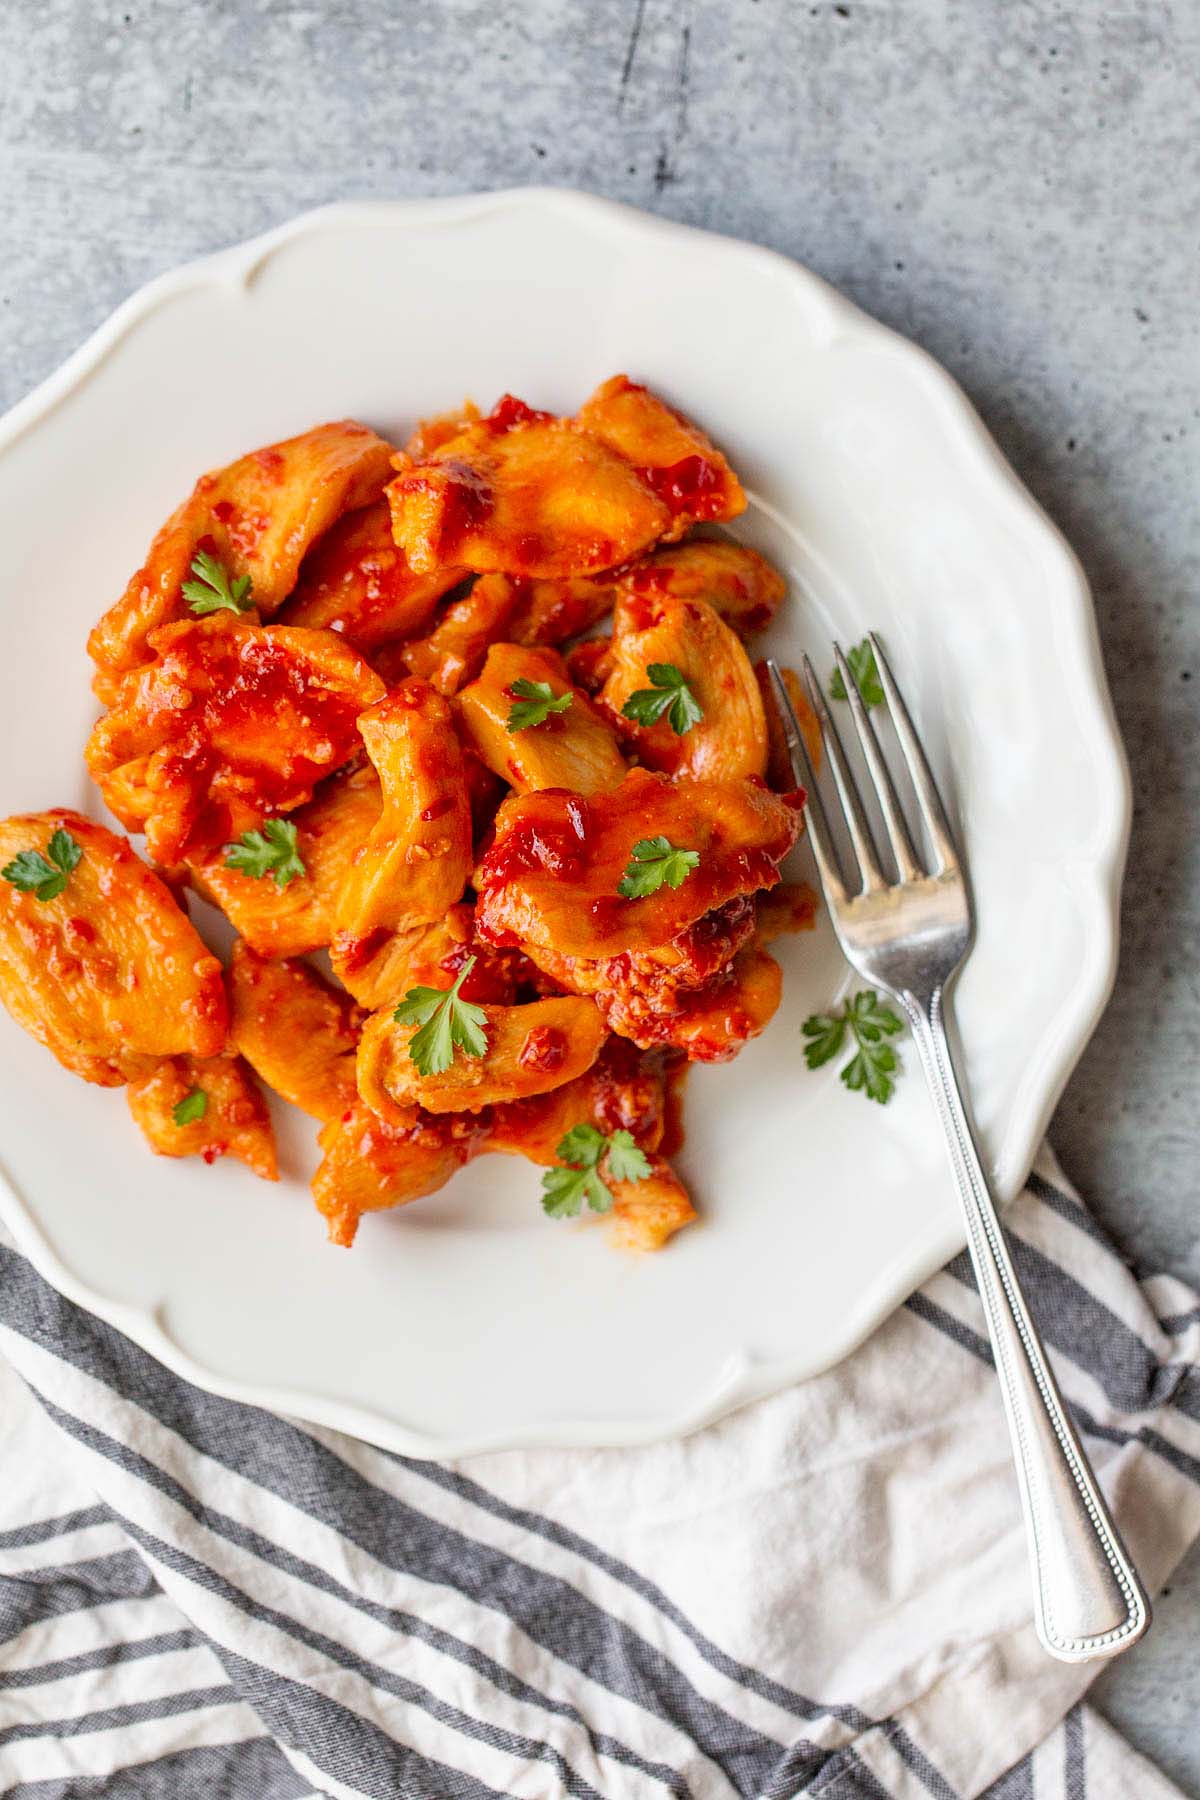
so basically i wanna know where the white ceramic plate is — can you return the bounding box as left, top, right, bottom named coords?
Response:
left=0, top=192, right=1127, bottom=1457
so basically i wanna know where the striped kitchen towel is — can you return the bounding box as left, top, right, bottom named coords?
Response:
left=1, top=1144, right=1197, bottom=1800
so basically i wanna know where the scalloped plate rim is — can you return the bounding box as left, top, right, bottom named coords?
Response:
left=0, top=190, right=1129, bottom=1457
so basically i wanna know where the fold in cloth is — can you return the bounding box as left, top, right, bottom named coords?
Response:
left=1, top=1146, right=1197, bottom=1799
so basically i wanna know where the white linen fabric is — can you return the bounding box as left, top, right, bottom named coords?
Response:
left=1, top=1145, right=1197, bottom=1799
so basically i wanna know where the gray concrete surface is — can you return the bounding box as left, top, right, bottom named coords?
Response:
left=2, top=0, right=1197, bottom=1788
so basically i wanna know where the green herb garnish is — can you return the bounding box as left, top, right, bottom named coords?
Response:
left=507, top=679, right=574, bottom=732
left=829, top=639, right=884, bottom=708
left=621, top=663, right=704, bottom=736
left=617, top=836, right=700, bottom=900
left=182, top=550, right=254, bottom=617
left=172, top=1087, right=208, bottom=1127
left=224, top=820, right=306, bottom=888
left=801, top=989, right=904, bottom=1104
left=2, top=828, right=82, bottom=903
left=393, top=956, right=489, bottom=1078
left=541, top=1123, right=652, bottom=1218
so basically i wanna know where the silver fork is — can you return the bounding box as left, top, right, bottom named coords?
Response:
left=767, top=640, right=1150, bottom=1663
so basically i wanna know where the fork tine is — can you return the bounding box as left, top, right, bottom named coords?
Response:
left=765, top=659, right=848, bottom=904
left=830, top=642, right=923, bottom=884
left=801, top=654, right=887, bottom=894
left=867, top=633, right=960, bottom=873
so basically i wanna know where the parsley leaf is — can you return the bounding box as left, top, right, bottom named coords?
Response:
left=621, top=662, right=704, bottom=735
left=604, top=1129, right=652, bottom=1184
left=540, top=1123, right=653, bottom=1219
left=554, top=1122, right=608, bottom=1166
left=617, top=835, right=700, bottom=899
left=801, top=989, right=904, bottom=1104
left=829, top=638, right=885, bottom=708
left=182, top=550, right=254, bottom=617
left=507, top=678, right=574, bottom=732
left=172, top=1087, right=208, bottom=1127
left=224, top=819, right=306, bottom=888
left=394, top=956, right=489, bottom=1077
left=800, top=1011, right=846, bottom=1070
left=541, top=1162, right=613, bottom=1218
left=2, top=827, right=83, bottom=903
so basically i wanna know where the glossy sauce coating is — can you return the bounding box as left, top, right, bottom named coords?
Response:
left=86, top=617, right=385, bottom=863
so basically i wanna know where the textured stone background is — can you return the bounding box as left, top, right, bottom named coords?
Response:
left=2, top=0, right=1197, bottom=1787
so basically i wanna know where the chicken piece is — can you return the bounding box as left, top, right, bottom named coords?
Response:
left=227, top=944, right=361, bottom=1120
left=126, top=1053, right=277, bottom=1179
left=88, top=421, right=396, bottom=691
left=456, top=644, right=628, bottom=796
left=601, top=592, right=768, bottom=782
left=518, top=896, right=775, bottom=1059
left=344, top=903, right=532, bottom=1004
left=329, top=927, right=422, bottom=1011
left=358, top=993, right=607, bottom=1122
left=489, top=1043, right=694, bottom=1250
left=528, top=892, right=758, bottom=1004
left=755, top=660, right=823, bottom=790
left=278, top=500, right=465, bottom=650
left=756, top=882, right=819, bottom=942
left=388, top=404, right=667, bottom=580
left=186, top=763, right=381, bottom=958
left=576, top=376, right=745, bottom=531
left=636, top=942, right=783, bottom=1062
left=401, top=574, right=521, bottom=694
left=387, top=379, right=744, bottom=580
left=312, top=1102, right=485, bottom=1246
left=330, top=682, right=472, bottom=986
left=474, top=768, right=801, bottom=962
left=609, top=1158, right=697, bottom=1252
left=0, top=810, right=227, bottom=1086
left=330, top=896, right=536, bottom=1012
left=486, top=1036, right=667, bottom=1163
left=620, top=540, right=786, bottom=639
left=86, top=618, right=386, bottom=865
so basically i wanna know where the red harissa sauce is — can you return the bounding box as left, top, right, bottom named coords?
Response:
left=636, top=456, right=725, bottom=519
left=487, top=395, right=555, bottom=433
left=518, top=1025, right=568, bottom=1074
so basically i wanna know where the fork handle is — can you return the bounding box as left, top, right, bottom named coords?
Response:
left=902, top=988, right=1151, bottom=1661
